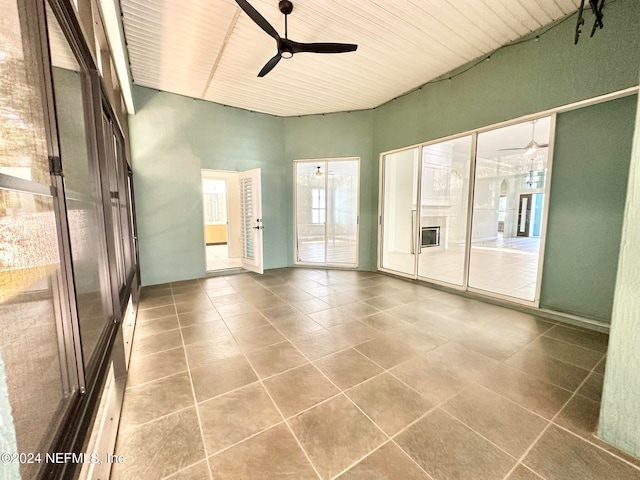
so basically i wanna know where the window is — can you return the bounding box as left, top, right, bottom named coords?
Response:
left=311, top=188, right=325, bottom=224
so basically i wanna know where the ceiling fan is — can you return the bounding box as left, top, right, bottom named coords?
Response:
left=235, top=0, right=358, bottom=77
left=499, top=120, right=549, bottom=155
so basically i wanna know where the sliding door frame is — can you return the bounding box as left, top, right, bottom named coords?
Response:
left=293, top=157, right=360, bottom=268
left=377, top=146, right=420, bottom=280
left=378, top=112, right=559, bottom=307
left=465, top=114, right=557, bottom=307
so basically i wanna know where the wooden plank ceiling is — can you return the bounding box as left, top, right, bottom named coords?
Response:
left=120, top=0, right=580, bottom=116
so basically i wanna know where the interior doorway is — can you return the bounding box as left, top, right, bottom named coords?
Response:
left=517, top=193, right=532, bottom=237
left=202, top=170, right=242, bottom=272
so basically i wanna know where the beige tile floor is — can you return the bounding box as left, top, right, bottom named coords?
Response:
left=111, top=268, right=640, bottom=480
left=385, top=236, right=540, bottom=300
left=206, top=244, right=242, bottom=271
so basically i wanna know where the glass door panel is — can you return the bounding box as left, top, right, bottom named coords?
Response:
left=381, top=148, right=419, bottom=276
left=417, top=136, right=472, bottom=286
left=296, top=162, right=326, bottom=263
left=103, top=117, right=126, bottom=292
left=326, top=160, right=359, bottom=265
left=469, top=117, right=552, bottom=301
left=48, top=8, right=113, bottom=370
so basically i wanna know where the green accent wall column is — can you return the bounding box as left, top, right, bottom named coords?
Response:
left=598, top=76, right=640, bottom=458
left=540, top=96, right=637, bottom=323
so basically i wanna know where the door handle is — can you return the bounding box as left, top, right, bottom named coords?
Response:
left=410, top=209, right=416, bottom=255
left=253, top=226, right=264, bottom=230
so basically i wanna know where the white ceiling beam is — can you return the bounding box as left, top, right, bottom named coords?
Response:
left=202, top=7, right=242, bottom=98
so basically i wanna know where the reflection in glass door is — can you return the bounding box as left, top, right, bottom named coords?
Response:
left=417, top=136, right=472, bottom=286
left=379, top=116, right=554, bottom=304
left=295, top=158, right=359, bottom=267
left=380, top=148, right=419, bottom=276
left=468, top=117, right=552, bottom=301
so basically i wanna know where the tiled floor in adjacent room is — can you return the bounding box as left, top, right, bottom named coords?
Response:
left=111, top=268, right=640, bottom=480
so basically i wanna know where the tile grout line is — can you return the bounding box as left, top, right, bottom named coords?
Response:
left=437, top=407, right=527, bottom=461
left=170, top=287, right=215, bottom=480
left=242, top=304, right=404, bottom=476
left=260, top=319, right=437, bottom=480
left=551, top=423, right=640, bottom=472
left=221, top=332, right=325, bottom=480
left=329, top=338, right=597, bottom=477
left=273, top=348, right=400, bottom=478
left=547, top=355, right=640, bottom=473
left=499, top=351, right=624, bottom=480
left=160, top=459, right=209, bottom=479
left=139, top=286, right=599, bottom=410
left=140, top=271, right=620, bottom=479
left=264, top=311, right=437, bottom=403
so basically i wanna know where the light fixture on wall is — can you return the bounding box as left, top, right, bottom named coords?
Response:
left=315, top=166, right=322, bottom=177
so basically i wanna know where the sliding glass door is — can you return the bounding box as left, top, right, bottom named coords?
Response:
left=379, top=117, right=553, bottom=304
left=295, top=158, right=359, bottom=267
left=49, top=14, right=114, bottom=373
left=380, top=148, right=419, bottom=276
left=468, top=118, right=552, bottom=301
left=417, top=136, right=472, bottom=286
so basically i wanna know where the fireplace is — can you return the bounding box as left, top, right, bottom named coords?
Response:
left=421, top=226, right=440, bottom=247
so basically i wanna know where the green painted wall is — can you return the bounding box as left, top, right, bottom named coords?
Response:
left=540, top=96, right=637, bottom=322
left=599, top=72, right=640, bottom=459
left=372, top=0, right=640, bottom=155
left=283, top=111, right=376, bottom=270
left=130, top=87, right=285, bottom=285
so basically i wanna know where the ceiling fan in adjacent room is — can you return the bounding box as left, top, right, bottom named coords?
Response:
left=499, top=120, right=549, bottom=155
left=235, top=0, right=358, bottom=77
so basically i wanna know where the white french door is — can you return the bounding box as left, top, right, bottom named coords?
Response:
left=295, top=158, right=360, bottom=267
left=239, top=168, right=264, bottom=274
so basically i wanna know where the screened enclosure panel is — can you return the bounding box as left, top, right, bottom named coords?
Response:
left=0, top=190, right=68, bottom=478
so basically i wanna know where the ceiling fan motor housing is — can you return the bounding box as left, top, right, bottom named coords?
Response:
left=279, top=40, right=294, bottom=58
left=279, top=0, right=293, bottom=15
